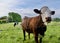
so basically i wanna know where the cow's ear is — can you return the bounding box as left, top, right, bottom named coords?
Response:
left=51, top=11, right=55, bottom=15
left=34, top=9, right=42, bottom=14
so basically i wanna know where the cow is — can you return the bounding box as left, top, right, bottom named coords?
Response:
left=14, top=21, right=18, bottom=27
left=21, top=6, right=55, bottom=43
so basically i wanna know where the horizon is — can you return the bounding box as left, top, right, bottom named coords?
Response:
left=0, top=0, right=60, bottom=18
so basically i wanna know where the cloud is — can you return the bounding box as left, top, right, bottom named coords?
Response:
left=0, top=0, right=60, bottom=18
left=0, top=0, right=25, bottom=17
left=0, top=0, right=39, bottom=18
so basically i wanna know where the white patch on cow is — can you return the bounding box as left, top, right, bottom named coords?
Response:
left=40, top=6, right=51, bottom=23
left=38, top=34, right=43, bottom=38
left=44, top=22, right=47, bottom=25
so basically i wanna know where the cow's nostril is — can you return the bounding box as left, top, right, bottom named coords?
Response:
left=45, top=17, right=48, bottom=19
left=47, top=19, right=51, bottom=21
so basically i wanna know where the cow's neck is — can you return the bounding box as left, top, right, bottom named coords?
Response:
left=37, top=15, right=44, bottom=26
left=39, top=15, right=44, bottom=23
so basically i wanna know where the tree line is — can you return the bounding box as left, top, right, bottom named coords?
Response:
left=0, top=12, right=60, bottom=24
left=0, top=12, right=21, bottom=24
left=53, top=18, right=60, bottom=22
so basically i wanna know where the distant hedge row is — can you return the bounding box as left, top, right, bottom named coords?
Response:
left=0, top=20, right=7, bottom=24
left=53, top=18, right=60, bottom=22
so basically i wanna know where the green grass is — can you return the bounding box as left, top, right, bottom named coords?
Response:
left=0, top=22, right=60, bottom=43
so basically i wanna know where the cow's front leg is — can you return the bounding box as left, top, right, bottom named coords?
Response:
left=40, top=37, right=42, bottom=43
left=34, top=33, right=38, bottom=43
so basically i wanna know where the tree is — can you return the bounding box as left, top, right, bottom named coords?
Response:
left=8, top=12, right=21, bottom=22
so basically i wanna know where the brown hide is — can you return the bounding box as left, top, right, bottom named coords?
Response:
left=21, top=15, right=46, bottom=33
left=21, top=15, right=46, bottom=43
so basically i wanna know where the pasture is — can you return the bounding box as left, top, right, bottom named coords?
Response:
left=0, top=22, right=60, bottom=43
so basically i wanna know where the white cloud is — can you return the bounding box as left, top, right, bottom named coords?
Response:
left=0, top=0, right=60, bottom=18
left=0, top=0, right=25, bottom=17
left=0, top=0, right=38, bottom=18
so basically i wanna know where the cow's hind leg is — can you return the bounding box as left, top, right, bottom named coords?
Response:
left=34, top=33, right=38, bottom=43
left=23, top=30, right=26, bottom=41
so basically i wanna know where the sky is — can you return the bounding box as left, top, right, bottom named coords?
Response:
left=0, top=0, right=60, bottom=18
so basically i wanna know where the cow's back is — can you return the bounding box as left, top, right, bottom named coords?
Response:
left=21, top=15, right=43, bottom=32
left=21, top=16, right=32, bottom=31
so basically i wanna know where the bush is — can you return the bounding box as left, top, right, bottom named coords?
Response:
left=53, top=18, right=60, bottom=22
left=0, top=20, right=7, bottom=24
left=2, top=21, right=6, bottom=23
left=0, top=20, right=2, bottom=24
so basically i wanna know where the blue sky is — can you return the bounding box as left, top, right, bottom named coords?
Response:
left=0, top=0, right=60, bottom=18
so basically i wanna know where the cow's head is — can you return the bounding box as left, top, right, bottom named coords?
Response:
left=34, top=6, right=55, bottom=24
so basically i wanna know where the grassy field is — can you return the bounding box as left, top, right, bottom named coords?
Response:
left=0, top=22, right=60, bottom=43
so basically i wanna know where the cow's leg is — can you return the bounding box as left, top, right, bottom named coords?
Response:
left=34, top=33, right=38, bottom=43
left=23, top=30, right=26, bottom=40
left=28, top=33, right=30, bottom=39
left=40, top=37, right=42, bottom=43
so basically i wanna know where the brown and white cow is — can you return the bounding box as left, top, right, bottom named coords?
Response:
left=21, top=6, right=55, bottom=43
